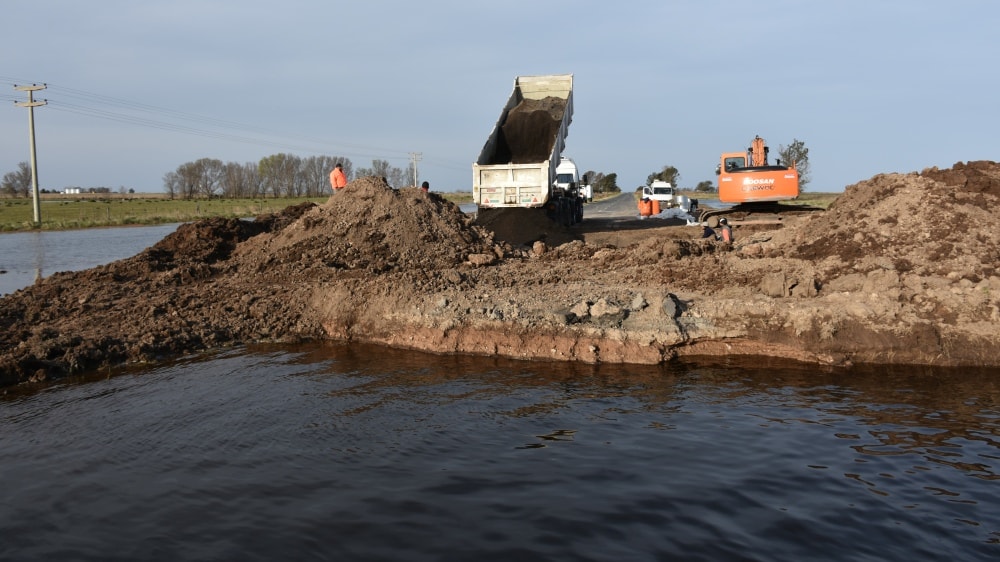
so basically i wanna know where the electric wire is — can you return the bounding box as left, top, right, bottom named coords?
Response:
left=3, top=77, right=469, bottom=173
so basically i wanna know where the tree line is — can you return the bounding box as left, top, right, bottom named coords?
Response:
left=164, top=154, right=417, bottom=199
left=0, top=154, right=417, bottom=199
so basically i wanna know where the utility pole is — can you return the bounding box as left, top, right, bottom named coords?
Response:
left=14, top=84, right=47, bottom=226
left=409, top=152, right=422, bottom=187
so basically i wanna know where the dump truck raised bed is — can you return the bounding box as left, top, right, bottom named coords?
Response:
left=472, top=74, right=584, bottom=226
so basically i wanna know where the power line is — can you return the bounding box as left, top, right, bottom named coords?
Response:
left=1, top=77, right=417, bottom=162
left=1, top=77, right=475, bottom=181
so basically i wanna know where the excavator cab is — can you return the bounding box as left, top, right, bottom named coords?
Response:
left=717, top=156, right=745, bottom=175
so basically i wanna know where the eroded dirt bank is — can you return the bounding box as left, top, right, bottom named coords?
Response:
left=1, top=161, right=999, bottom=388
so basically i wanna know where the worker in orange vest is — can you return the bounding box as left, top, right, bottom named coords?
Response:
left=638, top=197, right=653, bottom=219
left=329, top=163, right=347, bottom=192
left=718, top=218, right=733, bottom=243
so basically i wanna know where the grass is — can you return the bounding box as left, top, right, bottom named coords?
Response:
left=0, top=195, right=330, bottom=232
left=0, top=191, right=477, bottom=232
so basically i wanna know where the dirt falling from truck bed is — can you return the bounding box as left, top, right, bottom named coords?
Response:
left=493, top=96, right=567, bottom=164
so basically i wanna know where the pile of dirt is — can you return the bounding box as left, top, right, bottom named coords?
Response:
left=763, top=160, right=999, bottom=281
left=232, top=176, right=508, bottom=273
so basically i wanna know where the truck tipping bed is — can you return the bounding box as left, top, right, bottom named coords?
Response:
left=473, top=74, right=574, bottom=208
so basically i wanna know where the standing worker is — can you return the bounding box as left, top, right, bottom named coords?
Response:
left=329, top=163, right=347, bottom=192
left=421, top=181, right=430, bottom=193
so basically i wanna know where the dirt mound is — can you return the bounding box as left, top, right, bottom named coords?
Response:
left=234, top=176, right=506, bottom=273
left=771, top=160, right=999, bottom=280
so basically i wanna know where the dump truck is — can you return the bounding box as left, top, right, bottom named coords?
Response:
left=472, top=74, right=584, bottom=226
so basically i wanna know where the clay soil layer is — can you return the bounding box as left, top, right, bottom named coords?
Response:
left=2, top=161, right=999, bottom=388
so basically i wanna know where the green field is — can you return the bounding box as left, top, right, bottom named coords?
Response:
left=0, top=192, right=476, bottom=232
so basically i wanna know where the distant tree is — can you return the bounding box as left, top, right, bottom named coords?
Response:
left=778, top=139, right=811, bottom=190
left=695, top=180, right=715, bottom=192
left=1, top=161, right=32, bottom=197
left=301, top=155, right=335, bottom=196
left=198, top=158, right=225, bottom=198
left=163, top=171, right=181, bottom=199
left=594, top=172, right=619, bottom=193
left=403, top=161, right=417, bottom=188
left=355, top=159, right=410, bottom=188
left=242, top=162, right=265, bottom=197
left=168, top=158, right=224, bottom=199
left=356, top=159, right=392, bottom=180
left=258, top=153, right=300, bottom=197
left=387, top=166, right=408, bottom=189
left=220, top=161, right=252, bottom=198
left=647, top=165, right=680, bottom=187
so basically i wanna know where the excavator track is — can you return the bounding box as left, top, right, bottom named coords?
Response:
left=699, top=202, right=824, bottom=228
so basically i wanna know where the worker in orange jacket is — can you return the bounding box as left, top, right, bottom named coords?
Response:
left=718, top=218, right=733, bottom=243
left=329, top=163, right=347, bottom=192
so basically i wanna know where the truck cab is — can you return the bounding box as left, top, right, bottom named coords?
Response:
left=642, top=181, right=675, bottom=205
left=554, top=157, right=580, bottom=194
left=552, top=157, right=585, bottom=224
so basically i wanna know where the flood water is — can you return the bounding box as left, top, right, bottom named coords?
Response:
left=1, top=225, right=999, bottom=561
left=0, top=223, right=180, bottom=297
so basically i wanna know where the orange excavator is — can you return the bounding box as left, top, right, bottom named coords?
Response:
left=702, top=135, right=817, bottom=227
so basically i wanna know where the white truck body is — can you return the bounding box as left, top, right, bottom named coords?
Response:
left=642, top=181, right=675, bottom=205
left=554, top=157, right=580, bottom=193
left=473, top=74, right=574, bottom=211
left=641, top=180, right=698, bottom=214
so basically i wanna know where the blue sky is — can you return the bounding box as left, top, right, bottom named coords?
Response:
left=2, top=1, right=997, bottom=193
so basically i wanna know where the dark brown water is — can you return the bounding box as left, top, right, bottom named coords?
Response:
left=2, top=343, right=998, bottom=561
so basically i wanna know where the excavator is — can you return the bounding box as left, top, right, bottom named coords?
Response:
left=701, top=135, right=819, bottom=227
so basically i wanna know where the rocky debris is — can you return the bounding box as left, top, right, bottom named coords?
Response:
left=2, top=164, right=1000, bottom=389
